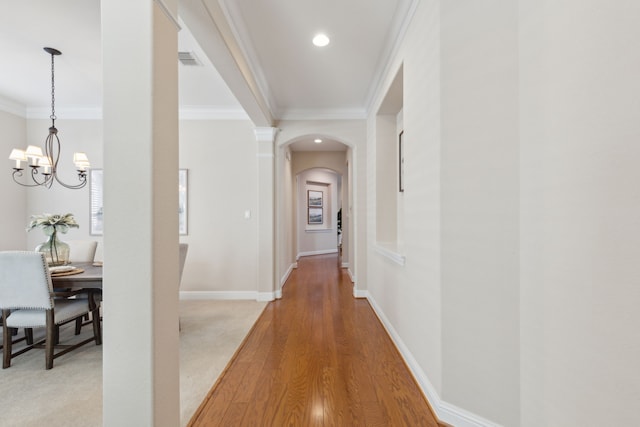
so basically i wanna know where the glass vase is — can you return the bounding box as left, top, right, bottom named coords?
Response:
left=36, top=229, right=70, bottom=266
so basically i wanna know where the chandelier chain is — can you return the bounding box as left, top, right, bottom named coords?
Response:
left=50, top=51, right=56, bottom=122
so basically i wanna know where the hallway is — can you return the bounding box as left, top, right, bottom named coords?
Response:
left=189, top=254, right=441, bottom=426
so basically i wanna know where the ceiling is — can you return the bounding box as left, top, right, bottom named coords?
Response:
left=0, top=0, right=414, bottom=150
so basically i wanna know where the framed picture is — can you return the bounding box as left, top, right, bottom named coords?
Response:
left=89, top=168, right=189, bottom=235
left=90, top=169, right=104, bottom=235
left=179, top=169, right=188, bottom=235
left=308, top=190, right=323, bottom=207
left=308, top=207, right=323, bottom=224
left=399, top=131, right=404, bottom=192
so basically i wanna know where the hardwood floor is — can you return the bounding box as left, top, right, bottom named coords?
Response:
left=188, top=254, right=442, bottom=426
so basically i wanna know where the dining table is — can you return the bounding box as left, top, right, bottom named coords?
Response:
left=50, top=262, right=103, bottom=344
left=50, top=262, right=103, bottom=290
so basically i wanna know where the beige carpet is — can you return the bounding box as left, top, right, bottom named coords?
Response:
left=0, top=299, right=267, bottom=427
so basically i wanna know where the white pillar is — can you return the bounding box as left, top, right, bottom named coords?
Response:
left=255, top=127, right=278, bottom=301
left=102, top=1, right=180, bottom=426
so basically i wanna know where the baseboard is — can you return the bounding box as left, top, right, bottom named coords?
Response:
left=438, top=402, right=502, bottom=427
left=297, top=249, right=338, bottom=258
left=347, top=268, right=355, bottom=283
left=353, top=287, right=368, bottom=298
left=365, top=293, right=502, bottom=427
left=256, top=292, right=275, bottom=302
left=280, top=263, right=295, bottom=287
left=341, top=262, right=349, bottom=269
left=180, top=288, right=281, bottom=303
left=179, top=291, right=258, bottom=300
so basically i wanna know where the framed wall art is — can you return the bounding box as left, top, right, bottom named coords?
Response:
left=308, top=190, right=323, bottom=207
left=308, top=207, right=323, bottom=225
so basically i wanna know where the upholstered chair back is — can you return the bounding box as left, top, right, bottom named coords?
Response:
left=67, top=240, right=98, bottom=263
left=0, top=251, right=53, bottom=311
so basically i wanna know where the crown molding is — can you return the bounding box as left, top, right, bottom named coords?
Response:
left=4, top=105, right=249, bottom=121
left=277, top=108, right=367, bottom=121
left=26, top=106, right=103, bottom=120
left=0, top=96, right=27, bottom=118
left=218, top=0, right=278, bottom=117
left=364, top=0, right=420, bottom=117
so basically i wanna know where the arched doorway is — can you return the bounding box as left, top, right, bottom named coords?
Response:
left=295, top=167, right=342, bottom=259
left=275, top=134, right=355, bottom=298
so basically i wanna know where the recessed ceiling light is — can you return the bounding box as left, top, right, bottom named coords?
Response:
left=314, top=139, right=323, bottom=144
left=312, top=34, right=330, bottom=47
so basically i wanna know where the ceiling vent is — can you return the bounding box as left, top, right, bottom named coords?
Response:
left=178, top=51, right=201, bottom=66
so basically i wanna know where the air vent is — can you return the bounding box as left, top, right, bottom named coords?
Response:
left=178, top=51, right=201, bottom=66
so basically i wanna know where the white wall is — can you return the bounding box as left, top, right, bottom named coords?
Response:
left=178, top=120, right=259, bottom=294
left=366, top=0, right=444, bottom=402
left=365, top=1, right=640, bottom=426
left=440, top=1, right=520, bottom=425
left=1, top=110, right=28, bottom=250
left=4, top=117, right=261, bottom=296
left=519, top=1, right=640, bottom=426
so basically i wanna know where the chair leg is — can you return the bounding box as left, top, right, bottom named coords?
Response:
left=25, top=328, right=33, bottom=345
left=75, top=317, right=83, bottom=335
left=89, top=294, right=102, bottom=346
left=46, top=311, right=55, bottom=370
left=2, top=310, right=12, bottom=369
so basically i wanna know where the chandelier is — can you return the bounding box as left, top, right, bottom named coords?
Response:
left=8, top=47, right=90, bottom=189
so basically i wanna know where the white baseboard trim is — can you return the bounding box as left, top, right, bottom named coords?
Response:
left=347, top=268, right=355, bottom=283
left=274, top=289, right=282, bottom=299
left=179, top=291, right=258, bottom=300
left=366, top=293, right=502, bottom=427
left=280, top=263, right=295, bottom=286
left=297, top=249, right=338, bottom=258
left=341, top=262, right=349, bottom=268
left=353, top=287, right=367, bottom=298
left=257, top=292, right=276, bottom=302
left=439, top=402, right=502, bottom=427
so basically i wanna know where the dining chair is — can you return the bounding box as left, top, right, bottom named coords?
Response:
left=67, top=240, right=98, bottom=263
left=0, top=251, right=101, bottom=369
left=93, top=241, right=103, bottom=263
left=0, top=319, right=32, bottom=350
left=54, top=240, right=98, bottom=329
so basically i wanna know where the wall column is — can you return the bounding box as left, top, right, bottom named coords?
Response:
left=102, top=1, right=180, bottom=425
left=255, top=127, right=278, bottom=300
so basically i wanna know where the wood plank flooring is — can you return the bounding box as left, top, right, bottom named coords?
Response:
left=188, top=254, right=442, bottom=427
